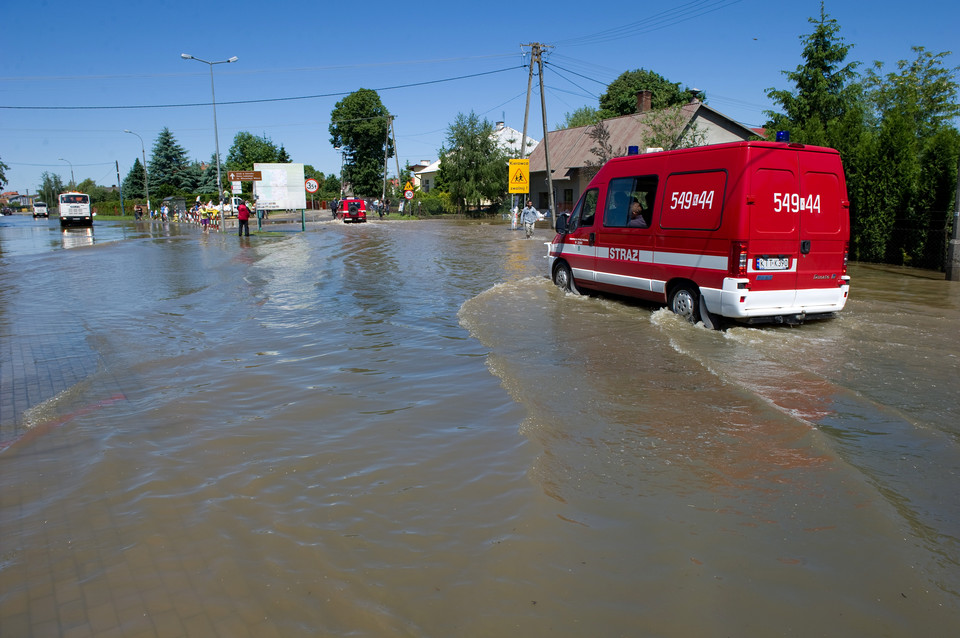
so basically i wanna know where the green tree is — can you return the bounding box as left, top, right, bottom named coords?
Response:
left=176, top=162, right=202, bottom=192
left=123, top=158, right=146, bottom=198
left=599, top=69, right=695, bottom=118
left=864, top=47, right=960, bottom=138
left=559, top=106, right=603, bottom=129
left=226, top=132, right=285, bottom=170
left=198, top=153, right=221, bottom=195
left=75, top=178, right=110, bottom=203
left=764, top=1, right=860, bottom=146
left=329, top=89, right=393, bottom=197
left=861, top=46, right=960, bottom=267
left=437, top=111, right=508, bottom=215
left=148, top=127, right=190, bottom=193
left=37, top=171, right=65, bottom=206
left=641, top=106, right=707, bottom=150
left=583, top=120, right=623, bottom=180
left=304, top=164, right=324, bottom=183
left=0, top=155, right=9, bottom=188
left=323, top=174, right=341, bottom=195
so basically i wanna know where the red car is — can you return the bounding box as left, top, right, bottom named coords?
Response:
left=336, top=198, right=367, bottom=223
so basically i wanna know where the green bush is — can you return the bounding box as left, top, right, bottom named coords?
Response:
left=413, top=190, right=452, bottom=215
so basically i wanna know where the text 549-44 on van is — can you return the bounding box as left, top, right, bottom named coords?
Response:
left=548, top=140, right=850, bottom=329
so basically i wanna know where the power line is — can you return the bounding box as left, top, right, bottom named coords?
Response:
left=555, top=0, right=744, bottom=47
left=0, top=53, right=518, bottom=83
left=544, top=63, right=604, bottom=101
left=0, top=66, right=524, bottom=111
left=545, top=61, right=609, bottom=89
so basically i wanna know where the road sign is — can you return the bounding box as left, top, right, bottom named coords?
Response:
left=304, top=178, right=319, bottom=193
left=508, top=159, right=529, bottom=194
left=404, top=180, right=414, bottom=191
left=404, top=190, right=414, bottom=200
left=228, top=170, right=262, bottom=181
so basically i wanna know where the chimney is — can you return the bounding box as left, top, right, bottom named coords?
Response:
left=636, top=90, right=652, bottom=113
left=495, top=121, right=505, bottom=131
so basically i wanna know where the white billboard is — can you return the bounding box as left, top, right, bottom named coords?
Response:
left=253, top=163, right=307, bottom=210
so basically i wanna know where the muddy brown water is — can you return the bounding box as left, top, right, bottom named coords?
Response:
left=1, top=215, right=959, bottom=636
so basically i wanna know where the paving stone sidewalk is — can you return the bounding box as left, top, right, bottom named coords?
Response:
left=0, top=326, right=100, bottom=450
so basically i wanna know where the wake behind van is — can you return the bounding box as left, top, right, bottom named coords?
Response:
left=547, top=140, right=850, bottom=328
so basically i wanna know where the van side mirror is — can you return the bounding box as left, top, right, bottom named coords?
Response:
left=555, top=213, right=569, bottom=234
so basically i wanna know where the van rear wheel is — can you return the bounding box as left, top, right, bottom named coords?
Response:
left=669, top=284, right=701, bottom=323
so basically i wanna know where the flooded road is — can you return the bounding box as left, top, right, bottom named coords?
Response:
left=1, top=214, right=959, bottom=636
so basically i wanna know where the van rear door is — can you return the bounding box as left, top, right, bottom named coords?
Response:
left=797, top=150, right=848, bottom=297
left=748, top=148, right=801, bottom=305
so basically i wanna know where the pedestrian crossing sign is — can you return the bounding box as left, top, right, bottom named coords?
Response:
left=508, top=159, right=529, bottom=194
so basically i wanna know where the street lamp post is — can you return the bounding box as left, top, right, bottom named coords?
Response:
left=58, top=158, right=75, bottom=188
left=123, top=129, right=151, bottom=215
left=181, top=53, right=237, bottom=232
left=335, top=147, right=345, bottom=198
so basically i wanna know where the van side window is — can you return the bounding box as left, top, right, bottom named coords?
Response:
left=568, top=188, right=599, bottom=232
left=603, top=176, right=657, bottom=229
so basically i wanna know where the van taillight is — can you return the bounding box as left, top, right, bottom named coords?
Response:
left=730, top=242, right=748, bottom=277
left=842, top=241, right=849, bottom=275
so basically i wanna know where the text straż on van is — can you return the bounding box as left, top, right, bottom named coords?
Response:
left=547, top=140, right=850, bottom=329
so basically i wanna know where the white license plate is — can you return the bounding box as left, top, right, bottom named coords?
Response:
left=755, top=256, right=790, bottom=270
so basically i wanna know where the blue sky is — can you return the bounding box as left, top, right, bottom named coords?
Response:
left=2, top=0, right=957, bottom=194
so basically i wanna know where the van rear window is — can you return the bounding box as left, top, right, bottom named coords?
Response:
left=660, top=170, right=726, bottom=230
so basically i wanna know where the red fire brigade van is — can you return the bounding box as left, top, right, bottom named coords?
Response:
left=547, top=140, right=850, bottom=328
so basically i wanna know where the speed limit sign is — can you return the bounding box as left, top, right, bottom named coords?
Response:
left=305, top=178, right=319, bottom=193
left=404, top=189, right=414, bottom=200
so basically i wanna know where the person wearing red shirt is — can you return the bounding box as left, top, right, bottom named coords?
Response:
left=237, top=201, right=251, bottom=237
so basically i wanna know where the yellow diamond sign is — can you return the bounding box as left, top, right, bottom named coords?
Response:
left=508, top=159, right=529, bottom=194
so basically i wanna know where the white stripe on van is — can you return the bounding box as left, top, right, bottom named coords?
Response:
left=552, top=244, right=728, bottom=273
left=653, top=251, right=727, bottom=271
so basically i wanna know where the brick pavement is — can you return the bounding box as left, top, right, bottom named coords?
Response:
left=0, top=325, right=100, bottom=451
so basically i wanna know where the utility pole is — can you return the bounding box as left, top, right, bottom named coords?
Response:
left=519, top=45, right=536, bottom=213
left=391, top=117, right=401, bottom=196
left=382, top=115, right=392, bottom=206
left=520, top=42, right=556, bottom=219
left=116, top=160, right=125, bottom=217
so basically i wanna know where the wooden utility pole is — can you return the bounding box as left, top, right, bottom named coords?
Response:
left=520, top=42, right=555, bottom=217
left=391, top=117, right=401, bottom=193
left=382, top=115, right=392, bottom=205
left=519, top=46, right=536, bottom=212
